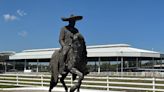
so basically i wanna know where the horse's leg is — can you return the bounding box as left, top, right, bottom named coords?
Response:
left=72, top=74, right=81, bottom=92
left=76, top=84, right=81, bottom=92
left=72, top=74, right=77, bottom=81
left=49, top=75, right=58, bottom=92
left=69, top=68, right=84, bottom=92
left=60, top=72, right=69, bottom=92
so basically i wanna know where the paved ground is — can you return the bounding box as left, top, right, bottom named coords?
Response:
left=0, top=91, right=58, bottom=92
left=0, top=87, right=124, bottom=92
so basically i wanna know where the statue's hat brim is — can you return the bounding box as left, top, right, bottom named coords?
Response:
left=61, top=15, right=83, bottom=21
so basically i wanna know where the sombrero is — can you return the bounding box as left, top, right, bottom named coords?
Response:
left=61, top=15, right=83, bottom=21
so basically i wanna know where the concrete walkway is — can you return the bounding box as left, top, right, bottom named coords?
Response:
left=0, top=87, right=125, bottom=92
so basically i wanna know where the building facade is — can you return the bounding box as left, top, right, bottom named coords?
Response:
left=2, top=44, right=164, bottom=73
left=0, top=51, right=15, bottom=73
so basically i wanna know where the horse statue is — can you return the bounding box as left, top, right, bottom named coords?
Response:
left=49, top=33, right=89, bottom=92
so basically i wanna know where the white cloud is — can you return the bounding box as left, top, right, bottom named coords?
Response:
left=3, top=9, right=26, bottom=22
left=17, top=9, right=27, bottom=16
left=18, top=31, right=28, bottom=38
left=3, top=14, right=17, bottom=21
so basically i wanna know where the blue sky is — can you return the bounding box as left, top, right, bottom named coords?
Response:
left=0, top=0, right=164, bottom=52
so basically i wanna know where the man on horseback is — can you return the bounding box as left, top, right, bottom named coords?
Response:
left=59, top=15, right=83, bottom=74
left=49, top=15, right=89, bottom=92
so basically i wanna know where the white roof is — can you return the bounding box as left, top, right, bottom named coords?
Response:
left=0, top=51, right=15, bottom=56
left=9, top=44, right=161, bottom=60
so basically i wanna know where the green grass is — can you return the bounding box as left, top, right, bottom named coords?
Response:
left=0, top=85, right=18, bottom=88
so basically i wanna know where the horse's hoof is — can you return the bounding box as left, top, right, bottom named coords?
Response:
left=69, top=89, right=73, bottom=92
left=48, top=90, right=51, bottom=92
left=69, top=88, right=75, bottom=92
left=76, top=89, right=80, bottom=92
left=65, top=88, right=68, bottom=92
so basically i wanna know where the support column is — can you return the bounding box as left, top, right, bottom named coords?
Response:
left=13, top=60, right=16, bottom=69
left=139, top=60, right=141, bottom=68
left=37, top=59, right=39, bottom=72
left=2, top=60, right=4, bottom=72
left=136, top=58, right=139, bottom=68
left=126, top=61, right=129, bottom=68
left=98, top=57, right=101, bottom=74
left=24, top=59, right=27, bottom=71
left=152, top=57, right=155, bottom=69
left=116, top=57, right=119, bottom=72
left=94, top=61, right=97, bottom=72
left=108, top=61, right=110, bottom=72
left=160, top=58, right=162, bottom=69
left=4, top=61, right=7, bottom=73
left=121, top=57, right=124, bottom=76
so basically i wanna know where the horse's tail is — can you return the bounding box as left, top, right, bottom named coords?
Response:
left=49, top=50, right=60, bottom=82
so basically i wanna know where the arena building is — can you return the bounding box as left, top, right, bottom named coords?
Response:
left=0, top=51, right=15, bottom=73
left=1, top=44, right=164, bottom=73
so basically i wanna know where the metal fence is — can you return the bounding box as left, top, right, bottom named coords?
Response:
left=1, top=73, right=164, bottom=92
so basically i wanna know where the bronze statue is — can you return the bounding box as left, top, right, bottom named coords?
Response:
left=49, top=15, right=89, bottom=92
